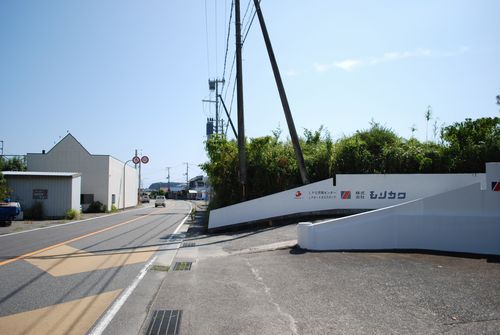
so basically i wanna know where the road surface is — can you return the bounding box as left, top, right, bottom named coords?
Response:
left=0, top=200, right=191, bottom=335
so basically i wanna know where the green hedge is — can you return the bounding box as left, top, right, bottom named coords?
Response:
left=202, top=117, right=500, bottom=209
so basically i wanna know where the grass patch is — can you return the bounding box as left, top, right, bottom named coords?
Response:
left=65, top=209, right=80, bottom=220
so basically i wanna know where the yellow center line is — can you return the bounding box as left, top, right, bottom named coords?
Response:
left=0, top=208, right=164, bottom=268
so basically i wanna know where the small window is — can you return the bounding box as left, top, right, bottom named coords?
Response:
left=112, top=194, right=116, bottom=204
left=81, top=194, right=94, bottom=204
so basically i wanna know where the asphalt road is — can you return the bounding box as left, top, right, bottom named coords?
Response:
left=0, top=200, right=191, bottom=335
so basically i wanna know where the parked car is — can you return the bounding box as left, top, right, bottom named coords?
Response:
left=155, top=195, right=166, bottom=207
left=0, top=200, right=21, bottom=226
left=140, top=194, right=150, bottom=203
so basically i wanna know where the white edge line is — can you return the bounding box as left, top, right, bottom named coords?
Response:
left=0, top=204, right=156, bottom=238
left=88, top=201, right=193, bottom=335
left=88, top=255, right=158, bottom=335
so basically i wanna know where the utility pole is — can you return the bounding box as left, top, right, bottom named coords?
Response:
left=184, top=162, right=189, bottom=191
left=235, top=0, right=247, bottom=199
left=166, top=167, right=171, bottom=193
left=218, top=94, right=238, bottom=138
left=0, top=140, right=3, bottom=158
left=253, top=0, right=309, bottom=185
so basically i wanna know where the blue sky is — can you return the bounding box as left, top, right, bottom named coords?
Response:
left=1, top=0, right=499, bottom=186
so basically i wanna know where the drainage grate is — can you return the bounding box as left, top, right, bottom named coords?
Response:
left=173, top=262, right=192, bottom=271
left=145, top=310, right=182, bottom=335
left=150, top=265, right=170, bottom=272
left=181, top=241, right=195, bottom=248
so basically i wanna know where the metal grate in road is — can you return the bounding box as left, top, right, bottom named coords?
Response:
left=173, top=262, right=192, bottom=271
left=145, top=310, right=182, bottom=335
left=181, top=241, right=195, bottom=248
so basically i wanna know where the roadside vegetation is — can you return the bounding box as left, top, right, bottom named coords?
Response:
left=0, top=156, right=26, bottom=199
left=202, top=116, right=500, bottom=209
left=65, top=208, right=81, bottom=220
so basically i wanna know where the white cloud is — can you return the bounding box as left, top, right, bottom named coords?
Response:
left=285, top=68, right=299, bottom=77
left=313, top=62, right=334, bottom=73
left=316, top=47, right=468, bottom=73
left=334, top=59, right=362, bottom=71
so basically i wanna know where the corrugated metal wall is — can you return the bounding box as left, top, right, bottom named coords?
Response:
left=6, top=176, right=78, bottom=218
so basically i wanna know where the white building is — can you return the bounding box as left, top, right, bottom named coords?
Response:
left=27, top=134, right=138, bottom=211
left=188, top=175, right=209, bottom=200
left=4, top=171, right=81, bottom=218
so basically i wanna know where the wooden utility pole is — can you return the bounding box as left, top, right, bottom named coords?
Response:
left=253, top=0, right=309, bottom=184
left=235, top=0, right=247, bottom=198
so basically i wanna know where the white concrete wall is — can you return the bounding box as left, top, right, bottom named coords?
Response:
left=486, top=162, right=500, bottom=191
left=6, top=176, right=80, bottom=218
left=108, top=157, right=138, bottom=210
left=297, top=173, right=500, bottom=256
left=209, top=173, right=485, bottom=229
left=71, top=175, right=82, bottom=211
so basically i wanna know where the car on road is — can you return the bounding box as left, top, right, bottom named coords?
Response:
left=140, top=194, right=150, bottom=203
left=155, top=195, right=166, bottom=207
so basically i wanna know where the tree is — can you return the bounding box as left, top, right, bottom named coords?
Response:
left=441, top=117, right=500, bottom=172
left=410, top=124, right=418, bottom=138
left=0, top=172, right=9, bottom=200
left=425, top=105, right=432, bottom=141
left=1, top=157, right=26, bottom=171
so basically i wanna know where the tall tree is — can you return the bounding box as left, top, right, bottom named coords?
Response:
left=425, top=105, right=432, bottom=142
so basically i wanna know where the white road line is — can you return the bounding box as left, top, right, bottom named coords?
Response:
left=87, top=201, right=192, bottom=335
left=88, top=255, right=158, bottom=335
left=0, top=204, right=155, bottom=238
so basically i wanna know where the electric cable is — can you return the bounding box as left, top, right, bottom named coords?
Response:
left=204, top=0, right=211, bottom=77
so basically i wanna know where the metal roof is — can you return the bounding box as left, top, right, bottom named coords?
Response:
left=2, top=171, right=81, bottom=178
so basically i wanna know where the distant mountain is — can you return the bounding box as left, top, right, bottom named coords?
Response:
left=148, top=182, right=187, bottom=191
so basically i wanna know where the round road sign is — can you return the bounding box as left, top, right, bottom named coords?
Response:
left=132, top=156, right=140, bottom=164
left=141, top=156, right=149, bottom=164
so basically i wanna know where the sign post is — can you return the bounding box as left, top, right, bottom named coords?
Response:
left=124, top=155, right=149, bottom=210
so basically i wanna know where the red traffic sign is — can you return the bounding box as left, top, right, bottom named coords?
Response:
left=141, top=156, right=149, bottom=164
left=132, top=156, right=140, bottom=164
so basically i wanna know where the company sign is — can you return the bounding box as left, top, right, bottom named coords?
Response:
left=33, top=189, right=48, bottom=200
left=209, top=173, right=486, bottom=229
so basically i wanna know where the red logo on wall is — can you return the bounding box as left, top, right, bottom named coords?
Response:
left=492, top=182, right=500, bottom=191
left=295, top=191, right=302, bottom=198
left=341, top=191, right=351, bottom=199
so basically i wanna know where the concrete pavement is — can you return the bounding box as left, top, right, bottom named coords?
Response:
left=117, top=205, right=500, bottom=335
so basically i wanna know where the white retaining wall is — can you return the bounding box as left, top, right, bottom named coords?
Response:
left=209, top=173, right=485, bottom=229
left=297, top=165, right=500, bottom=255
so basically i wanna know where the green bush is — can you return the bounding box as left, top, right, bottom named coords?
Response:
left=65, top=209, right=80, bottom=220
left=111, top=205, right=118, bottom=213
left=86, top=201, right=105, bottom=213
left=202, top=117, right=500, bottom=210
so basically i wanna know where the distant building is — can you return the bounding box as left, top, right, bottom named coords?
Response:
left=4, top=171, right=81, bottom=219
left=26, top=134, right=138, bottom=211
left=188, top=175, right=209, bottom=200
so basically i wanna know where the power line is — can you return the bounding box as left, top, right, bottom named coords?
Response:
left=242, top=4, right=257, bottom=44
left=215, top=0, right=218, bottom=74
left=204, top=0, right=211, bottom=77
left=226, top=74, right=238, bottom=137
left=242, top=0, right=252, bottom=24
left=222, top=0, right=234, bottom=92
